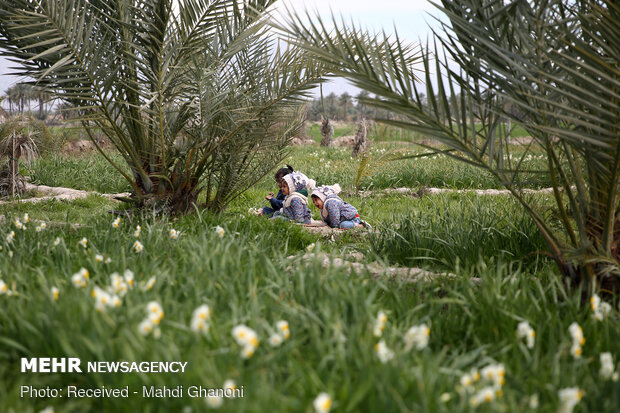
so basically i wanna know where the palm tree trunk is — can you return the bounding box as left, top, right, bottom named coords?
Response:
left=11, top=133, right=15, bottom=198
left=506, top=118, right=511, bottom=144
left=320, top=117, right=333, bottom=147
left=352, top=118, right=367, bottom=157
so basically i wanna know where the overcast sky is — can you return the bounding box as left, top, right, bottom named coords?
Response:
left=0, top=0, right=442, bottom=97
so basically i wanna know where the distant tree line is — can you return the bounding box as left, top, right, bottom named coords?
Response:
left=305, top=90, right=426, bottom=122
left=2, top=83, right=53, bottom=119
left=305, top=90, right=520, bottom=140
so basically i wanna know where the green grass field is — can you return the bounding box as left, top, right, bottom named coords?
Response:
left=1, top=142, right=618, bottom=413
left=25, top=143, right=553, bottom=194
left=305, top=122, right=531, bottom=143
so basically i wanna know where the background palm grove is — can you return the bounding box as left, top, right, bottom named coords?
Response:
left=0, top=0, right=619, bottom=412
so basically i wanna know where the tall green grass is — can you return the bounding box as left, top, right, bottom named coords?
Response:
left=279, top=146, right=551, bottom=191
left=27, top=153, right=131, bottom=194
left=0, top=211, right=617, bottom=412
left=2, top=139, right=615, bottom=412
left=305, top=123, right=356, bottom=142
left=23, top=144, right=552, bottom=195
left=305, top=121, right=531, bottom=143
left=369, top=193, right=551, bottom=271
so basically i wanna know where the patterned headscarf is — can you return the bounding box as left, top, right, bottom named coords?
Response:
left=283, top=172, right=316, bottom=193
left=311, top=184, right=342, bottom=203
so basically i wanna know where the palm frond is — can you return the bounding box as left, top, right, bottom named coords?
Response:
left=0, top=0, right=330, bottom=212
left=278, top=0, right=620, bottom=279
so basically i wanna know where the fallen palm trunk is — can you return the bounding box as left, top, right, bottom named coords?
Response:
left=349, top=186, right=560, bottom=198
left=0, top=183, right=130, bottom=205
left=288, top=252, right=481, bottom=284
left=301, top=220, right=369, bottom=240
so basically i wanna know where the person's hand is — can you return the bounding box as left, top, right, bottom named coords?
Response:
left=265, top=195, right=273, bottom=200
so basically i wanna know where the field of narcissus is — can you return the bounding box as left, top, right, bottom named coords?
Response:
left=1, top=144, right=619, bottom=413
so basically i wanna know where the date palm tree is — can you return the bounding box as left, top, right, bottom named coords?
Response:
left=6, top=84, right=32, bottom=116
left=0, top=121, right=38, bottom=198
left=279, top=0, right=620, bottom=288
left=339, top=92, right=351, bottom=121
left=5, top=89, right=16, bottom=115
left=0, top=0, right=327, bottom=213
left=33, top=86, right=52, bottom=120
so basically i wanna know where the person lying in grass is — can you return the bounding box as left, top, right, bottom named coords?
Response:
left=311, top=184, right=370, bottom=229
left=259, top=164, right=294, bottom=217
left=272, top=172, right=315, bottom=224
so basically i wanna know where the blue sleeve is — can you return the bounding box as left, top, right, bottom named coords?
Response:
left=270, top=197, right=283, bottom=209
left=270, top=190, right=284, bottom=209
left=326, top=201, right=341, bottom=228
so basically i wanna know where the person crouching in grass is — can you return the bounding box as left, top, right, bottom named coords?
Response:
left=310, top=184, right=370, bottom=229
left=259, top=164, right=294, bottom=217
left=272, top=172, right=313, bottom=224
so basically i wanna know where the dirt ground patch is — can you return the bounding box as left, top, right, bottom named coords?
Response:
left=511, top=136, right=534, bottom=145
left=331, top=135, right=356, bottom=147
left=62, top=139, right=97, bottom=155
left=62, top=139, right=114, bottom=156
left=290, top=136, right=317, bottom=146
